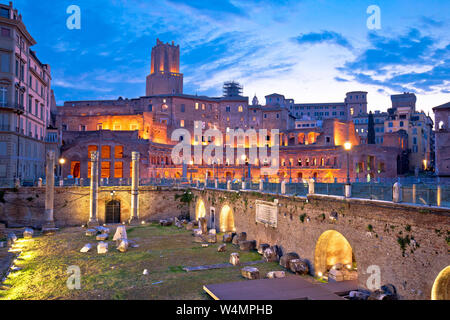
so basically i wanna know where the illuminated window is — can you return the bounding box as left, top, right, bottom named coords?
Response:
left=101, top=162, right=111, bottom=178
left=130, top=124, right=138, bottom=131
left=114, top=162, right=123, bottom=178
left=226, top=117, right=230, bottom=122
left=180, top=120, right=185, bottom=127
left=195, top=103, right=199, bottom=110
left=97, top=124, right=103, bottom=130
left=88, top=162, right=92, bottom=178
left=350, top=108, right=354, bottom=116
left=238, top=106, right=243, bottom=112
left=202, top=104, right=205, bottom=110
left=70, top=161, right=81, bottom=178
left=113, top=123, right=121, bottom=130
left=101, top=146, right=111, bottom=159
left=114, top=146, right=123, bottom=159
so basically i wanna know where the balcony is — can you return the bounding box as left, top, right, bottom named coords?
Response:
left=0, top=101, right=25, bottom=113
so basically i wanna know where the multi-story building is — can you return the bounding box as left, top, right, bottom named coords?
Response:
left=353, top=111, right=387, bottom=145
left=384, top=93, right=434, bottom=172
left=433, top=102, right=450, bottom=178
left=57, top=39, right=402, bottom=183
left=0, top=2, right=56, bottom=184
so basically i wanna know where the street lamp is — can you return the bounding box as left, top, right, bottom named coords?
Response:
left=241, top=154, right=247, bottom=182
left=58, top=158, right=66, bottom=182
left=344, top=142, right=352, bottom=184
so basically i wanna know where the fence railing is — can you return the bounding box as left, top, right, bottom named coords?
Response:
left=2, top=176, right=449, bottom=208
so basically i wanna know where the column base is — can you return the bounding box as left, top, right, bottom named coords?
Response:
left=87, top=220, right=100, bottom=228
left=42, top=221, right=59, bottom=235
left=128, top=216, right=140, bottom=225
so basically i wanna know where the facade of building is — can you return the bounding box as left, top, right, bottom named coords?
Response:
left=433, top=102, right=450, bottom=177
left=56, top=39, right=402, bottom=183
left=0, top=2, right=57, bottom=184
left=385, top=93, right=434, bottom=172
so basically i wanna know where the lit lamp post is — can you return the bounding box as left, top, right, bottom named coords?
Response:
left=58, top=158, right=66, bottom=184
left=241, top=154, right=247, bottom=182
left=344, top=142, right=352, bottom=184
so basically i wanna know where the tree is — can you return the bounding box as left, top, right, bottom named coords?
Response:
left=368, top=111, right=376, bottom=144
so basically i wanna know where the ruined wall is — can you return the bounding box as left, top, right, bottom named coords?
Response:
left=191, top=189, right=450, bottom=300
left=0, top=187, right=186, bottom=228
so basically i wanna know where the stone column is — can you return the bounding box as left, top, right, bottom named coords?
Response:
left=345, top=184, right=352, bottom=198
left=215, top=179, right=218, bottom=189
left=281, top=181, right=286, bottom=194
left=44, top=151, right=56, bottom=229
left=437, top=186, right=441, bottom=207
left=412, top=184, right=416, bottom=204
left=308, top=179, right=315, bottom=195
left=129, top=152, right=140, bottom=225
left=259, top=179, right=264, bottom=191
left=38, top=178, right=43, bottom=187
left=88, top=151, right=100, bottom=227
left=227, top=180, right=232, bottom=190
left=393, top=182, right=402, bottom=203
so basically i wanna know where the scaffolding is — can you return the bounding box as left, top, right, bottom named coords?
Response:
left=223, top=81, right=243, bottom=97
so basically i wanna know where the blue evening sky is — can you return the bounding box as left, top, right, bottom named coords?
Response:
left=8, top=0, right=450, bottom=115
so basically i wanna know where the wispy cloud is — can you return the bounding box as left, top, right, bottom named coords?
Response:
left=294, top=30, right=353, bottom=49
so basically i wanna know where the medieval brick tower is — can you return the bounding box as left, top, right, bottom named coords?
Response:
left=146, top=39, right=184, bottom=96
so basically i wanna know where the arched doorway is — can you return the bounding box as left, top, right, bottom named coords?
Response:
left=220, top=205, right=235, bottom=232
left=105, top=200, right=121, bottom=224
left=314, top=230, right=356, bottom=279
left=432, top=266, right=450, bottom=300
left=195, top=199, right=206, bottom=221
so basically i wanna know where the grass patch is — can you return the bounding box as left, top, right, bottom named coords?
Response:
left=0, top=224, right=287, bottom=300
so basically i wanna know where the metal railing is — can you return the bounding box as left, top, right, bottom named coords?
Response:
left=2, top=176, right=449, bottom=208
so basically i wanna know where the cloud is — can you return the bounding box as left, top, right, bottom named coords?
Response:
left=420, top=16, right=444, bottom=28
left=294, top=30, right=353, bottom=49
left=339, top=28, right=450, bottom=94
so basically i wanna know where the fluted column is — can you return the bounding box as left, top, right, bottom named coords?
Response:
left=129, top=152, right=140, bottom=225
left=44, top=151, right=55, bottom=228
left=88, top=151, right=99, bottom=227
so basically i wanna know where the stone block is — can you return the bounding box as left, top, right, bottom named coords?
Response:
left=80, top=243, right=92, bottom=253
left=279, top=252, right=300, bottom=269
left=263, top=247, right=279, bottom=263
left=86, top=229, right=98, bottom=237
left=239, top=240, right=256, bottom=251
left=267, top=271, right=286, bottom=279
left=97, top=242, right=108, bottom=254
left=223, top=233, right=233, bottom=243
left=23, top=228, right=34, bottom=239
left=207, top=234, right=217, bottom=243
left=258, top=243, right=270, bottom=255
left=241, top=267, right=260, bottom=280
left=198, top=217, right=208, bottom=234
left=218, top=244, right=226, bottom=252
left=96, top=226, right=110, bottom=234
left=159, top=220, right=173, bottom=227
left=185, top=222, right=194, bottom=230
left=232, top=232, right=247, bottom=245
left=117, top=239, right=129, bottom=253
left=230, top=253, right=240, bottom=266
left=289, top=259, right=309, bottom=275
left=96, top=233, right=109, bottom=241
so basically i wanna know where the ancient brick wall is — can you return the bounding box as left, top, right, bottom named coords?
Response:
left=0, top=187, right=186, bottom=228
left=191, top=189, right=450, bottom=300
